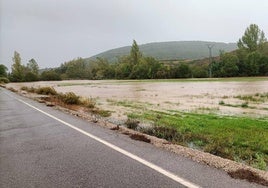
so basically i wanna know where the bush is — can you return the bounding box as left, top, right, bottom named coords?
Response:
left=0, top=77, right=9, bottom=83
left=125, top=119, right=139, bottom=130
left=153, top=126, right=182, bottom=142
left=36, top=87, right=57, bottom=95
left=60, top=92, right=80, bottom=105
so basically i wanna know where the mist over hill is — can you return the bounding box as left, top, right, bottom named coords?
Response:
left=87, top=41, right=237, bottom=62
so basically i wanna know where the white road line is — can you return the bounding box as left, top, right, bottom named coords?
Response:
left=8, top=92, right=200, bottom=188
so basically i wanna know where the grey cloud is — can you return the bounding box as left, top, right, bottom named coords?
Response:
left=1, top=0, right=267, bottom=69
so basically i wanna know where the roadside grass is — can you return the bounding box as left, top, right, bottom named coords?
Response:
left=20, top=86, right=110, bottom=117
left=127, top=110, right=268, bottom=170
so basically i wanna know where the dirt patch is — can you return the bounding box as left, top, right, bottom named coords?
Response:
left=228, top=169, right=268, bottom=186
left=130, top=134, right=151, bottom=143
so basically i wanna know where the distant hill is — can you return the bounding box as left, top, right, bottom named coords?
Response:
left=87, top=41, right=237, bottom=62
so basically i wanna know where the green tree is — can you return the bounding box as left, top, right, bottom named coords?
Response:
left=192, top=65, right=208, bottom=78
left=64, top=58, right=87, bottom=79
left=27, top=58, right=39, bottom=75
left=90, top=58, right=114, bottom=79
left=237, top=24, right=267, bottom=52
left=258, top=56, right=268, bottom=76
left=144, top=57, right=161, bottom=79
left=0, top=64, right=8, bottom=77
left=176, top=63, right=191, bottom=78
left=114, top=55, right=133, bottom=79
left=23, top=58, right=40, bottom=81
left=245, top=51, right=261, bottom=76
left=220, top=54, right=239, bottom=77
left=130, top=40, right=142, bottom=65
left=10, top=51, right=24, bottom=82
left=40, top=69, right=61, bottom=81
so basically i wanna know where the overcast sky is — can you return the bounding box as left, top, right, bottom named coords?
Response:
left=1, top=0, right=268, bottom=69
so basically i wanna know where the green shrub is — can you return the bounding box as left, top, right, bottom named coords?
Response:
left=153, top=126, right=182, bottom=142
left=141, top=125, right=182, bottom=142
left=36, top=87, right=57, bottom=95
left=125, top=119, right=139, bottom=130
left=0, top=77, right=9, bottom=83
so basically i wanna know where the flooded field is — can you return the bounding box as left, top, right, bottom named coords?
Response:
left=6, top=78, right=268, bottom=171
left=7, top=78, right=268, bottom=119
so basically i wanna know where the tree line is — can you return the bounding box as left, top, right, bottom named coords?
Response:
left=1, top=24, right=267, bottom=83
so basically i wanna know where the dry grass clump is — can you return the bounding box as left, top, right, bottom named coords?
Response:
left=8, top=87, right=18, bottom=92
left=21, top=86, right=36, bottom=93
left=80, top=97, right=96, bottom=108
left=36, top=87, right=57, bottom=95
left=59, top=92, right=80, bottom=105
left=17, top=86, right=111, bottom=117
left=21, top=86, right=57, bottom=95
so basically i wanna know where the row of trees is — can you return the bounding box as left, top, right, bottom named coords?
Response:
left=9, top=51, right=40, bottom=82
left=53, top=40, right=196, bottom=80
left=2, top=24, right=267, bottom=82
left=0, top=51, right=61, bottom=82
left=55, top=24, right=267, bottom=80
left=1, top=51, right=40, bottom=83
left=212, top=24, right=268, bottom=77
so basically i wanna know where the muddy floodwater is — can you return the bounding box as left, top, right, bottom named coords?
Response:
left=7, top=79, right=268, bottom=119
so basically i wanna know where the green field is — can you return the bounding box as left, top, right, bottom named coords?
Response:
left=127, top=110, right=268, bottom=170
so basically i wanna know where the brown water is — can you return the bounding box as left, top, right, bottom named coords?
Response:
left=7, top=79, right=268, bottom=118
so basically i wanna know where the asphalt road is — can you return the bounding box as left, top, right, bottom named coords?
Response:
left=0, top=88, right=265, bottom=188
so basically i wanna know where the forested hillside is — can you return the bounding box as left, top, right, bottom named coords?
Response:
left=88, top=41, right=237, bottom=62
left=2, top=24, right=267, bottom=83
